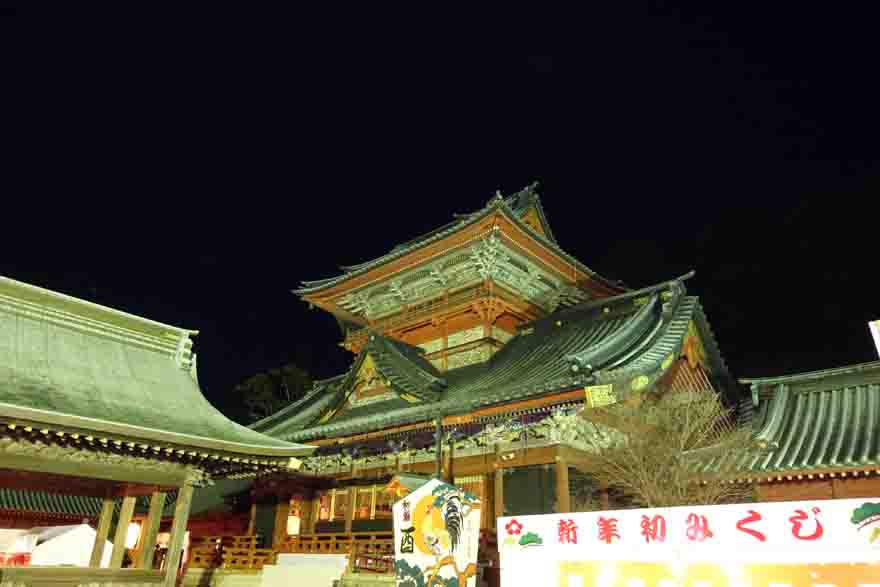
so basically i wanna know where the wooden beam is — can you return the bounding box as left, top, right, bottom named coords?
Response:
left=110, top=495, right=136, bottom=568
left=0, top=567, right=162, bottom=583
left=555, top=457, right=570, bottom=513
left=89, top=498, right=115, bottom=567
left=0, top=468, right=118, bottom=498
left=137, top=491, right=166, bottom=570
left=163, top=482, right=194, bottom=587
left=0, top=452, right=189, bottom=487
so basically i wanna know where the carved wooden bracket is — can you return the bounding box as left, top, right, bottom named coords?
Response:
left=471, top=297, right=505, bottom=324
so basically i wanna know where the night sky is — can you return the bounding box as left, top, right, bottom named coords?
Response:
left=5, top=6, right=878, bottom=421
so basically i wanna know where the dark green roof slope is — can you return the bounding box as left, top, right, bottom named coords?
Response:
left=252, top=337, right=445, bottom=437
left=295, top=184, right=624, bottom=295
left=369, top=336, right=446, bottom=401
left=0, top=479, right=251, bottom=521
left=717, top=362, right=880, bottom=476
left=0, top=276, right=314, bottom=459
left=0, top=489, right=107, bottom=519
left=250, top=375, right=346, bottom=434
left=262, top=276, right=726, bottom=442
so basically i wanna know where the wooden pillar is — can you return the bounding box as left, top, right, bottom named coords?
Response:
left=89, top=498, right=116, bottom=567
left=493, top=471, right=504, bottom=531
left=273, top=499, right=291, bottom=549
left=441, top=314, right=449, bottom=372
left=110, top=495, right=137, bottom=568
left=555, top=457, right=570, bottom=514
left=137, top=491, right=166, bottom=569
left=299, top=494, right=314, bottom=535
left=246, top=502, right=257, bottom=535
left=434, top=416, right=443, bottom=479
left=344, top=487, right=355, bottom=534
left=599, top=484, right=610, bottom=510
left=163, top=482, right=195, bottom=587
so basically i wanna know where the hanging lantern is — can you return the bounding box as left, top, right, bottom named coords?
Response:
left=125, top=522, right=142, bottom=549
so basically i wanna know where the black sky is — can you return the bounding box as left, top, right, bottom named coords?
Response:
left=4, top=6, right=879, bottom=420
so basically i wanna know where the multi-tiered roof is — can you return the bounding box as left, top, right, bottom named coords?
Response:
left=257, top=186, right=735, bottom=458
left=295, top=184, right=626, bottom=363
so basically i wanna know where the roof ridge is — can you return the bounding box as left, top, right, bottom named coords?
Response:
left=523, top=272, right=694, bottom=330
left=0, top=275, right=197, bottom=348
left=294, top=185, right=626, bottom=296
left=564, top=294, right=661, bottom=374
left=740, top=360, right=880, bottom=385
left=249, top=377, right=340, bottom=432
left=369, top=334, right=447, bottom=396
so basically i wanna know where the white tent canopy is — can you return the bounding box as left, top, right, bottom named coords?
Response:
left=0, top=524, right=112, bottom=567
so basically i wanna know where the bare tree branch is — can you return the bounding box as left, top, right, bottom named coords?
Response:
left=580, top=387, right=764, bottom=508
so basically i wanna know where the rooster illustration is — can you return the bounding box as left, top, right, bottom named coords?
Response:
left=420, top=493, right=466, bottom=556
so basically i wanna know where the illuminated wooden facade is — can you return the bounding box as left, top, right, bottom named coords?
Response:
left=240, top=185, right=740, bottom=584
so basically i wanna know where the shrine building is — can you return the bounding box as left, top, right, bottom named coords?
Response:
left=0, top=274, right=314, bottom=586
left=245, top=184, right=741, bottom=573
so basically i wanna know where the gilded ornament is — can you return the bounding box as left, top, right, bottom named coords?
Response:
left=631, top=375, right=650, bottom=391
left=585, top=384, right=615, bottom=407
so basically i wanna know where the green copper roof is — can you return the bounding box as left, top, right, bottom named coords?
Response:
left=295, top=184, right=625, bottom=295
left=0, top=275, right=314, bottom=458
left=714, top=362, right=880, bottom=476
left=365, top=335, right=446, bottom=401
left=0, top=479, right=251, bottom=521
left=0, top=489, right=107, bottom=519
left=259, top=276, right=728, bottom=442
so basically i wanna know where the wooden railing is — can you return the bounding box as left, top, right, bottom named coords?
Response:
left=279, top=531, right=393, bottom=556
left=188, top=535, right=276, bottom=571
left=187, top=530, right=496, bottom=576
left=280, top=532, right=395, bottom=574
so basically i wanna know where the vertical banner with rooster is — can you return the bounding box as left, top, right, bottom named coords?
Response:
left=393, top=478, right=481, bottom=587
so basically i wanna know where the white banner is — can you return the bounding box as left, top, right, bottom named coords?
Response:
left=394, top=478, right=481, bottom=587
left=871, top=320, right=880, bottom=358
left=499, top=498, right=880, bottom=586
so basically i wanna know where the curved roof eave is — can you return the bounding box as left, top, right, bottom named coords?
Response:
left=294, top=193, right=624, bottom=297
left=0, top=402, right=316, bottom=458
left=279, top=277, right=699, bottom=442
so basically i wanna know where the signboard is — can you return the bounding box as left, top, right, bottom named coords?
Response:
left=393, top=478, right=481, bottom=587
left=499, top=498, right=880, bottom=586
left=871, top=320, right=880, bottom=358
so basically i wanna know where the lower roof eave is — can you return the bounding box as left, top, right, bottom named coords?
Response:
left=0, top=403, right=316, bottom=459
left=288, top=386, right=588, bottom=443
left=733, top=464, right=880, bottom=483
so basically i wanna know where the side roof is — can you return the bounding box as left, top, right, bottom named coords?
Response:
left=257, top=274, right=732, bottom=442
left=0, top=275, right=314, bottom=458
left=717, top=361, right=880, bottom=478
